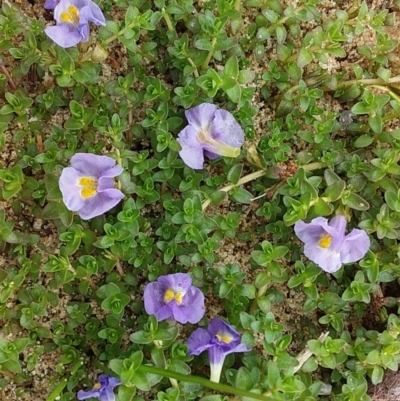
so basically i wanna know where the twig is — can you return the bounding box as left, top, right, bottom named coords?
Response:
left=294, top=331, right=329, bottom=374
left=0, top=65, right=17, bottom=90
left=115, top=260, right=124, bottom=277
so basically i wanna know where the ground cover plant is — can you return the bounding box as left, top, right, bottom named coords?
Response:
left=1, top=0, right=400, bottom=400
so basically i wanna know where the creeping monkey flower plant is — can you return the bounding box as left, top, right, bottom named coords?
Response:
left=294, top=215, right=370, bottom=273
left=59, top=153, right=124, bottom=220
left=45, top=0, right=106, bottom=48
left=4, top=0, right=400, bottom=399
left=177, top=103, right=245, bottom=169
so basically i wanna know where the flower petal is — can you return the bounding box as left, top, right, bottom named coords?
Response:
left=59, top=167, right=85, bottom=211
left=97, top=177, right=115, bottom=192
left=208, top=346, right=225, bottom=383
left=187, top=328, right=212, bottom=355
left=77, top=23, right=90, bottom=43
left=203, top=150, right=219, bottom=160
left=77, top=389, right=101, bottom=400
left=143, top=282, right=164, bottom=316
left=170, top=288, right=205, bottom=324
left=44, top=0, right=59, bottom=9
left=294, top=220, right=326, bottom=244
left=224, top=342, right=251, bottom=355
left=210, top=109, right=244, bottom=148
left=303, top=244, right=342, bottom=273
left=80, top=1, right=106, bottom=25
left=185, top=103, right=217, bottom=131
left=340, top=229, right=370, bottom=264
left=100, top=386, right=117, bottom=401
left=45, top=25, right=82, bottom=48
left=207, top=318, right=241, bottom=342
left=78, top=189, right=123, bottom=220
left=177, top=125, right=205, bottom=169
left=158, top=273, right=192, bottom=292
left=71, top=153, right=117, bottom=178
left=328, top=215, right=347, bottom=237
left=179, top=287, right=205, bottom=324
left=154, top=304, right=174, bottom=321
left=101, top=165, right=124, bottom=178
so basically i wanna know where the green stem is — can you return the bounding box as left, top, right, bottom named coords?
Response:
left=338, top=76, right=400, bottom=88
left=46, top=379, right=68, bottom=401
left=79, top=50, right=94, bottom=63
left=266, top=7, right=304, bottom=34
left=285, top=44, right=320, bottom=64
left=187, top=57, right=200, bottom=78
left=113, top=145, right=123, bottom=191
left=302, top=161, right=327, bottom=171
left=287, top=75, right=400, bottom=98
left=202, top=169, right=266, bottom=211
left=162, top=9, right=175, bottom=32
left=370, top=84, right=400, bottom=105
left=138, top=365, right=278, bottom=401
left=201, top=37, right=218, bottom=70
left=202, top=162, right=326, bottom=212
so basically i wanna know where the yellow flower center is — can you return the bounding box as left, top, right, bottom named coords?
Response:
left=197, top=127, right=240, bottom=158
left=78, top=176, right=98, bottom=199
left=60, top=5, right=80, bottom=26
left=216, top=332, right=233, bottom=344
left=318, top=234, right=332, bottom=249
left=93, top=382, right=102, bottom=389
left=164, top=289, right=184, bottom=305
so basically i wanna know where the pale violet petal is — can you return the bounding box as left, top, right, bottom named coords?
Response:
left=304, top=244, right=342, bottom=273
left=143, top=282, right=164, bottom=316
left=210, top=109, right=244, bottom=148
left=185, top=103, right=217, bottom=131
left=71, top=153, right=116, bottom=177
left=45, top=25, right=82, bottom=48
left=187, top=328, right=212, bottom=355
left=177, top=125, right=205, bottom=169
left=340, top=229, right=370, bottom=263
left=59, top=167, right=85, bottom=211
left=78, top=189, right=123, bottom=220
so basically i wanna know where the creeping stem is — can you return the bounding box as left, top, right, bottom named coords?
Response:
left=201, top=37, right=218, bottom=71
left=139, top=365, right=279, bottom=401
left=202, top=162, right=327, bottom=212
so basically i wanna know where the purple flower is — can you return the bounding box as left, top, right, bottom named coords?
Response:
left=294, top=215, right=370, bottom=273
left=187, top=318, right=251, bottom=382
left=144, top=273, right=205, bottom=324
left=45, top=0, right=106, bottom=48
left=177, top=103, right=245, bottom=169
left=44, top=0, right=59, bottom=9
left=77, top=374, right=120, bottom=401
left=59, top=153, right=124, bottom=220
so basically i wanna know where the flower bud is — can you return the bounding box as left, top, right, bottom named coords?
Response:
left=91, top=44, right=109, bottom=62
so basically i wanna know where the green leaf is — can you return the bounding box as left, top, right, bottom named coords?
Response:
left=297, top=48, right=313, bottom=68
left=225, top=84, right=241, bottom=103
left=368, top=115, right=383, bottom=134
left=235, top=367, right=253, bottom=390
left=230, top=187, right=253, bottom=204
left=343, top=193, right=370, bottom=210
left=370, top=365, right=384, bottom=385
left=45, top=173, right=62, bottom=200
left=227, top=164, right=243, bottom=184
left=323, top=180, right=346, bottom=202
left=354, top=134, right=374, bottom=148
left=223, top=56, right=239, bottom=79
left=312, top=198, right=334, bottom=216
left=209, top=191, right=227, bottom=206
